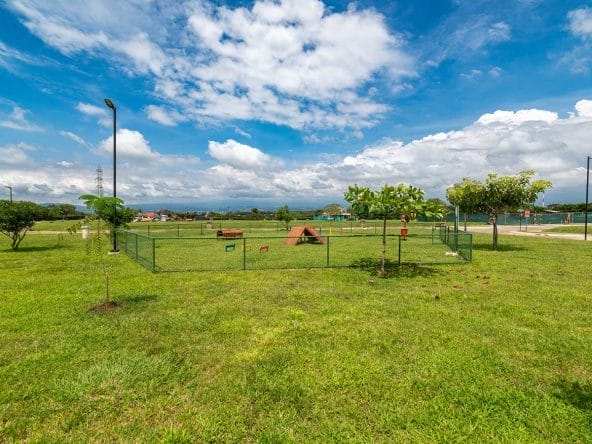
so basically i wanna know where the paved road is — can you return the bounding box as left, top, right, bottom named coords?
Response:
left=465, top=224, right=591, bottom=241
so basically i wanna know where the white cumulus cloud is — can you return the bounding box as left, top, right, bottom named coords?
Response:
left=98, top=128, right=200, bottom=166
left=0, top=106, right=41, bottom=132
left=7, top=0, right=415, bottom=133
left=0, top=142, right=36, bottom=165
left=145, top=105, right=186, bottom=127
left=477, top=109, right=558, bottom=125
left=76, top=102, right=111, bottom=127
left=575, top=99, right=592, bottom=117
left=208, top=139, right=275, bottom=171
left=568, top=7, right=592, bottom=39
left=98, top=129, right=160, bottom=161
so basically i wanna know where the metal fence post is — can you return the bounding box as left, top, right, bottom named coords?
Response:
left=326, top=236, right=330, bottom=267
left=398, top=235, right=402, bottom=267
left=243, top=237, right=247, bottom=270
left=152, top=237, right=156, bottom=272
left=135, top=232, right=138, bottom=260
left=177, top=224, right=180, bottom=237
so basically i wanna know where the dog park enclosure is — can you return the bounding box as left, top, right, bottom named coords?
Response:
left=119, top=225, right=471, bottom=272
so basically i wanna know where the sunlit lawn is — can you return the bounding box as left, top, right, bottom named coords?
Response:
left=0, top=229, right=591, bottom=441
left=545, top=224, right=588, bottom=234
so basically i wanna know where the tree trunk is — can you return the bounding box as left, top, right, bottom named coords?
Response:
left=105, top=270, right=110, bottom=302
left=492, top=214, right=498, bottom=250
left=381, top=216, right=387, bottom=274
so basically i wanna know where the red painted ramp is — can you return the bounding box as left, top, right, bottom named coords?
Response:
left=284, top=226, right=327, bottom=245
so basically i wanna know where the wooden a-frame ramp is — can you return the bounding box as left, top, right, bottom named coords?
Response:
left=284, top=226, right=327, bottom=246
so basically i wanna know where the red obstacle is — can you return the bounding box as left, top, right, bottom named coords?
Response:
left=216, top=229, right=243, bottom=239
left=284, top=226, right=327, bottom=245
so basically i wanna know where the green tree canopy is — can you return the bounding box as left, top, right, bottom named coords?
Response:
left=322, top=203, right=343, bottom=216
left=79, top=194, right=135, bottom=230
left=41, top=203, right=84, bottom=221
left=446, top=178, right=482, bottom=231
left=345, top=184, right=446, bottom=274
left=276, top=204, right=294, bottom=230
left=446, top=170, right=552, bottom=249
left=0, top=200, right=44, bottom=251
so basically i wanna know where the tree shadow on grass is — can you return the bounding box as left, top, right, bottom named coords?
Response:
left=471, top=242, right=528, bottom=252
left=117, top=294, right=158, bottom=305
left=553, top=378, right=592, bottom=411
left=1, top=244, right=67, bottom=253
left=349, top=257, right=442, bottom=279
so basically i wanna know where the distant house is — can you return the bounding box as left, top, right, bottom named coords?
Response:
left=313, top=208, right=352, bottom=221
left=140, top=212, right=159, bottom=222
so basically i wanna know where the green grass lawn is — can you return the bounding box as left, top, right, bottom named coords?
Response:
left=0, top=230, right=591, bottom=441
left=544, top=225, right=588, bottom=234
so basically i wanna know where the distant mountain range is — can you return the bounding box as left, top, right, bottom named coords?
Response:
left=124, top=199, right=340, bottom=213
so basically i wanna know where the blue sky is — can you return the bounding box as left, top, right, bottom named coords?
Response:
left=1, top=0, right=591, bottom=209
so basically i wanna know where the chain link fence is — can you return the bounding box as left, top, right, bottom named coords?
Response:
left=445, top=211, right=592, bottom=225
left=119, top=228, right=472, bottom=272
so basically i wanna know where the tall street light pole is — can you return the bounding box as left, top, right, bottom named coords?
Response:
left=104, top=98, right=118, bottom=252
left=585, top=156, right=591, bottom=241
left=4, top=185, right=12, bottom=203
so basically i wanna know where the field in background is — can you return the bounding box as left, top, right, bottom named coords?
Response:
left=32, top=218, right=439, bottom=235
left=0, top=230, right=591, bottom=441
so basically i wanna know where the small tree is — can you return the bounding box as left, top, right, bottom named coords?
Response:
left=345, top=184, right=446, bottom=274
left=276, top=204, right=293, bottom=230
left=447, top=170, right=551, bottom=250
left=0, top=200, right=44, bottom=251
left=446, top=178, right=481, bottom=231
left=70, top=194, right=134, bottom=303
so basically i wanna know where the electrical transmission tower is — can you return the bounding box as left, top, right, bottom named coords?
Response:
left=96, top=164, right=104, bottom=197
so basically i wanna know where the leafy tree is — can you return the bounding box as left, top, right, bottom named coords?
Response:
left=40, top=203, right=83, bottom=220
left=446, top=178, right=482, bottom=231
left=80, top=195, right=135, bottom=230
left=323, top=203, right=342, bottom=217
left=276, top=204, right=293, bottom=230
left=344, top=184, right=446, bottom=274
left=0, top=200, right=44, bottom=250
left=69, top=195, right=135, bottom=303
left=447, top=170, right=551, bottom=250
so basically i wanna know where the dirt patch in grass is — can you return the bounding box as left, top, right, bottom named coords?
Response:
left=88, top=300, right=122, bottom=313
